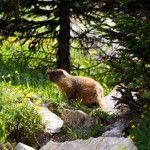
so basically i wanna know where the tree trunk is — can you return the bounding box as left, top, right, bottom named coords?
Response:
left=57, top=0, right=70, bottom=73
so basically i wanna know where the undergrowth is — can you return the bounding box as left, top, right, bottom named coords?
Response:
left=0, top=65, right=64, bottom=148
left=0, top=61, right=112, bottom=149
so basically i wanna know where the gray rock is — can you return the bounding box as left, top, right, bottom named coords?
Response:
left=113, top=120, right=126, bottom=130
left=38, top=104, right=64, bottom=133
left=29, top=95, right=64, bottom=134
left=105, top=119, right=126, bottom=131
left=15, top=143, right=35, bottom=150
left=40, top=137, right=137, bottom=150
left=104, top=85, right=129, bottom=115
left=102, top=119, right=130, bottom=137
left=61, top=108, right=97, bottom=127
left=102, top=127, right=122, bottom=137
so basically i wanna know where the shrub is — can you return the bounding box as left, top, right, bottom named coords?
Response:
left=0, top=74, right=45, bottom=148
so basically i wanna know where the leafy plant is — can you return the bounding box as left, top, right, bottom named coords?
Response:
left=66, top=123, right=104, bottom=140
left=0, top=115, right=6, bottom=144
left=128, top=105, right=150, bottom=150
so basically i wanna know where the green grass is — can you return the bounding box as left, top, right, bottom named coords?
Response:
left=0, top=79, right=43, bottom=148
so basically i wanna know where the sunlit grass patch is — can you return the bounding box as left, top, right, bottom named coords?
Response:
left=0, top=70, right=64, bottom=148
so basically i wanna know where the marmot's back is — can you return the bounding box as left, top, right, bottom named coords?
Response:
left=46, top=69, right=105, bottom=110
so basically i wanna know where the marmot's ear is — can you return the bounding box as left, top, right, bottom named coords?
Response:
left=58, top=69, right=64, bottom=75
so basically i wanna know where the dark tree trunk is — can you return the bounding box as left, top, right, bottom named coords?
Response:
left=57, top=0, right=70, bottom=73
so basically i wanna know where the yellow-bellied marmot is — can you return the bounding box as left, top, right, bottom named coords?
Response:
left=46, top=69, right=105, bottom=110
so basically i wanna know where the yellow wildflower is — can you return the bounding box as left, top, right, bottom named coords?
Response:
left=131, top=135, right=135, bottom=139
left=38, top=91, right=42, bottom=95
left=89, top=51, right=92, bottom=55
left=17, top=91, right=22, bottom=95
left=19, top=85, right=22, bottom=88
left=15, top=70, right=19, bottom=74
left=122, top=132, right=125, bottom=136
left=23, top=97, right=30, bottom=101
left=74, top=58, right=79, bottom=64
left=15, top=87, right=19, bottom=90
left=8, top=81, right=12, bottom=84
left=128, top=135, right=135, bottom=139
left=2, top=75, right=4, bottom=79
left=89, top=50, right=97, bottom=55
left=141, top=114, right=145, bottom=118
left=93, top=50, right=97, bottom=54
left=7, top=74, right=11, bottom=77
left=26, top=92, right=33, bottom=97
left=34, top=106, right=42, bottom=111
left=84, top=60, right=88, bottom=63
left=34, top=100, right=42, bottom=105
left=143, top=104, right=148, bottom=108
left=19, top=103, right=24, bottom=107
left=131, top=124, right=135, bottom=129
left=24, top=89, right=28, bottom=93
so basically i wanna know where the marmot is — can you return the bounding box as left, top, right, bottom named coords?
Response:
left=46, top=69, right=105, bottom=110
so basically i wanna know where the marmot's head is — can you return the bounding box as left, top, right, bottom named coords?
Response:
left=46, top=69, right=68, bottom=82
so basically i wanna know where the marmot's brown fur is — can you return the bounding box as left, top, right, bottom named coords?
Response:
left=46, top=69, right=105, bottom=110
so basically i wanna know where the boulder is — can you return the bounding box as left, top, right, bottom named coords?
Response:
left=28, top=94, right=64, bottom=134
left=15, top=143, right=35, bottom=150
left=38, top=104, right=64, bottom=134
left=40, top=137, right=137, bottom=150
left=61, top=108, right=97, bottom=128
